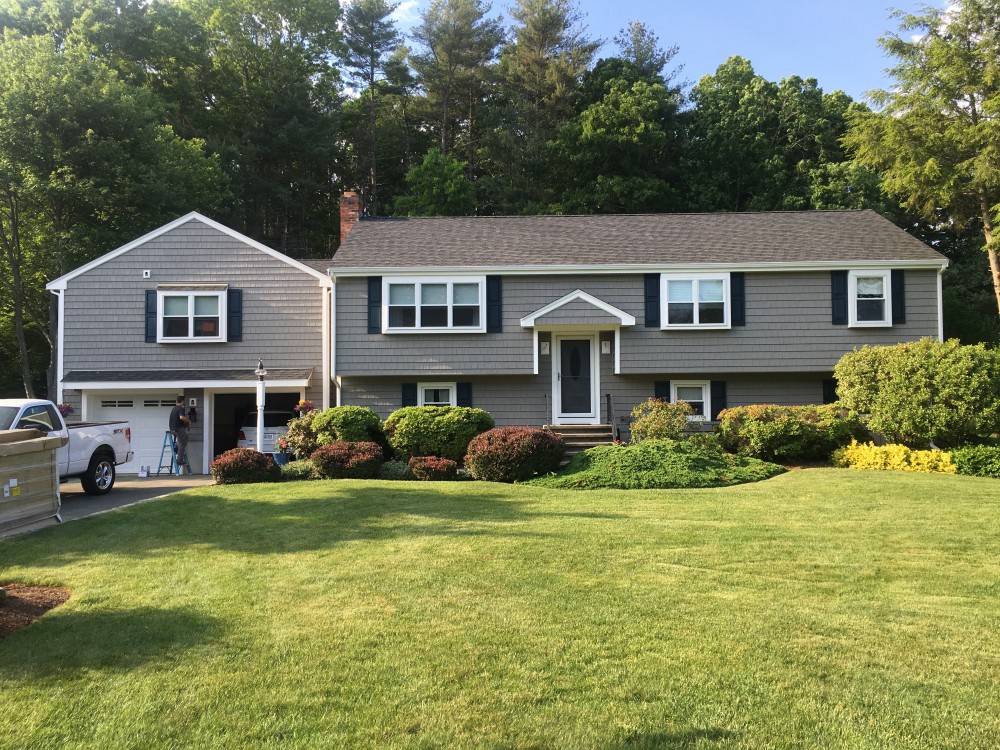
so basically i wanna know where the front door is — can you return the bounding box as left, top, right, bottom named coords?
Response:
left=554, top=335, right=598, bottom=424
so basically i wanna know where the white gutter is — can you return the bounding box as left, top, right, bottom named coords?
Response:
left=330, top=259, right=950, bottom=278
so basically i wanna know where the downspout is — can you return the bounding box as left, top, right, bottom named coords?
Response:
left=53, top=288, right=65, bottom=404
left=937, top=266, right=945, bottom=342
left=321, top=278, right=332, bottom=410
left=330, top=278, right=337, bottom=407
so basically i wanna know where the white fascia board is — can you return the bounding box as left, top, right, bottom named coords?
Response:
left=331, top=259, right=949, bottom=278
left=47, top=212, right=332, bottom=290
left=69, top=379, right=309, bottom=391
left=521, top=289, right=636, bottom=327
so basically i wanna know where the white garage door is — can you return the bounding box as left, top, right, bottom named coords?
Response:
left=91, top=394, right=177, bottom=474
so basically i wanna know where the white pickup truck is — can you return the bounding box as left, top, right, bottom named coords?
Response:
left=0, top=399, right=133, bottom=495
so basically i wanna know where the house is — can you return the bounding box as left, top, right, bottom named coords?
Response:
left=48, top=204, right=948, bottom=473
left=327, top=210, right=947, bottom=436
left=46, top=213, right=333, bottom=474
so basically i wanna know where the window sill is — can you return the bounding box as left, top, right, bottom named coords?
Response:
left=660, top=324, right=732, bottom=331
left=847, top=321, right=892, bottom=328
left=156, top=338, right=227, bottom=344
left=383, top=327, right=487, bottom=335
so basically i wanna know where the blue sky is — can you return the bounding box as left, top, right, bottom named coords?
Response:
left=390, top=0, right=947, bottom=103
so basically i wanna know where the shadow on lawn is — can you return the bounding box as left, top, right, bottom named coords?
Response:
left=0, top=605, right=222, bottom=680
left=614, top=727, right=736, bottom=749
left=4, top=483, right=563, bottom=566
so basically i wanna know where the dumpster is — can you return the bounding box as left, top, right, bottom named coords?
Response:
left=0, top=429, right=68, bottom=537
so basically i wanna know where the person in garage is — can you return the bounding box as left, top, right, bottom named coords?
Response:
left=168, top=395, right=191, bottom=474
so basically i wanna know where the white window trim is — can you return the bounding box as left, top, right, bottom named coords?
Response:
left=157, top=290, right=227, bottom=343
left=417, top=382, right=457, bottom=407
left=671, top=380, right=711, bottom=422
left=848, top=269, right=892, bottom=328
left=660, top=272, right=731, bottom=330
left=382, top=276, right=486, bottom=334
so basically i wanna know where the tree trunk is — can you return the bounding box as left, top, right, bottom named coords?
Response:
left=978, top=188, right=1000, bottom=317
left=369, top=84, right=379, bottom=217
left=10, top=262, right=35, bottom=398
left=47, top=292, right=58, bottom=399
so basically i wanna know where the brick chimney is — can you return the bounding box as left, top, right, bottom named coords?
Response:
left=340, top=192, right=361, bottom=242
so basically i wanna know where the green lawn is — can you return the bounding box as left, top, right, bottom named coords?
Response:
left=2, top=470, right=999, bottom=749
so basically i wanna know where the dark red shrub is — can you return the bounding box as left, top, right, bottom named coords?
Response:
left=210, top=448, right=282, bottom=484
left=465, top=427, right=565, bottom=483
left=408, top=455, right=459, bottom=481
left=310, top=441, right=383, bottom=479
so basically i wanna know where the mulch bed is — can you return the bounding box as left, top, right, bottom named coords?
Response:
left=0, top=584, right=70, bottom=639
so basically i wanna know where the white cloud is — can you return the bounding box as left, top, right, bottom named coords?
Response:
left=392, top=0, right=421, bottom=26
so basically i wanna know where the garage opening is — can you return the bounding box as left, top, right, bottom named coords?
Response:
left=213, top=393, right=300, bottom=457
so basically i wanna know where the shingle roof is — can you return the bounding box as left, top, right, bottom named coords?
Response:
left=330, top=210, right=946, bottom=269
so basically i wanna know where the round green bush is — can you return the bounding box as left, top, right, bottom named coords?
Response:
left=630, top=398, right=694, bottom=442
left=285, top=406, right=385, bottom=457
left=952, top=445, right=1000, bottom=478
left=383, top=406, right=494, bottom=461
left=530, top=439, right=785, bottom=490
left=715, top=404, right=864, bottom=461
left=465, top=427, right=565, bottom=483
left=210, top=448, right=282, bottom=484
left=280, top=459, right=315, bottom=481
left=834, top=338, right=1000, bottom=448
left=310, top=441, right=384, bottom=479
left=409, top=456, right=459, bottom=481
left=377, top=459, right=413, bottom=480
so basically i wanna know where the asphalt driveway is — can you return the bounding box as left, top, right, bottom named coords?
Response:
left=58, top=475, right=213, bottom=522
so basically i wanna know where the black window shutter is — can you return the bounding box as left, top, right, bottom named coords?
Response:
left=644, top=274, right=660, bottom=327
left=401, top=382, right=418, bottom=406
left=831, top=271, right=848, bottom=325
left=654, top=380, right=670, bottom=400
left=710, top=380, right=727, bottom=420
left=367, top=276, right=382, bottom=334
left=144, top=290, right=157, bottom=343
left=486, top=276, right=502, bottom=333
left=822, top=378, right=838, bottom=405
left=731, top=272, right=746, bottom=326
left=456, top=382, right=473, bottom=407
left=891, top=270, right=906, bottom=325
left=227, top=289, right=243, bottom=342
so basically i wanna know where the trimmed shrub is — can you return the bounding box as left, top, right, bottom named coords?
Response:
left=310, top=441, right=384, bottom=479
left=465, top=427, right=565, bottom=482
left=210, top=448, right=282, bottom=484
left=832, top=440, right=956, bottom=474
left=383, top=406, right=494, bottom=462
left=834, top=338, right=1000, bottom=448
left=285, top=406, right=385, bottom=458
left=280, top=459, right=315, bottom=481
left=715, top=404, right=864, bottom=462
left=629, top=398, right=694, bottom=442
left=530, top=439, right=785, bottom=490
left=409, top=456, right=459, bottom=481
left=951, top=445, right=1000, bottom=478
left=378, top=459, right=413, bottom=481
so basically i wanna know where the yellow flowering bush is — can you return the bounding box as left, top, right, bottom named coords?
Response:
left=832, top=440, right=956, bottom=474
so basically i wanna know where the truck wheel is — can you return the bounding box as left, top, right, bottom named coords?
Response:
left=81, top=454, right=116, bottom=495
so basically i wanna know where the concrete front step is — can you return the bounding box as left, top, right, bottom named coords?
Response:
left=544, top=425, right=616, bottom=466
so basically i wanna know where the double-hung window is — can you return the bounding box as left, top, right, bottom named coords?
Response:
left=848, top=270, right=891, bottom=327
left=671, top=381, right=710, bottom=421
left=418, top=382, right=456, bottom=407
left=384, top=277, right=486, bottom=333
left=158, top=290, right=226, bottom=342
left=661, top=273, right=731, bottom=329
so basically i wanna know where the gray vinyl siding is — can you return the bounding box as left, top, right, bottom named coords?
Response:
left=61, top=221, right=326, bottom=398
left=335, top=270, right=940, bottom=377
left=340, top=370, right=829, bottom=437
